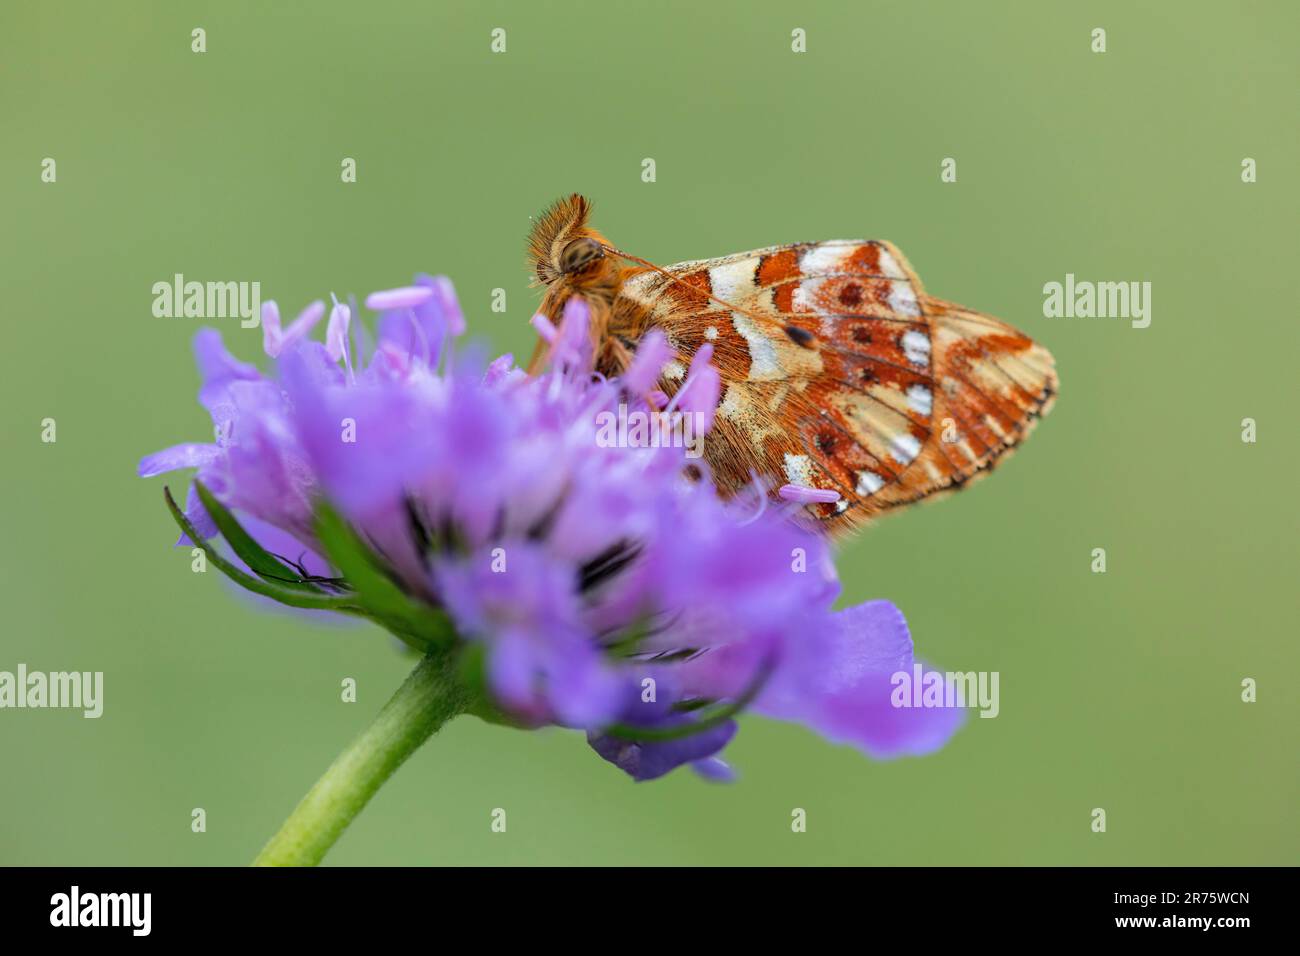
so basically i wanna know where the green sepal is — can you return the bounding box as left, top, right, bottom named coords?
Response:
left=192, top=481, right=327, bottom=593
left=312, top=503, right=455, bottom=652
left=163, top=487, right=359, bottom=612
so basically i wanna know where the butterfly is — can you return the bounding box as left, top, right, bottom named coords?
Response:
left=526, top=194, right=1057, bottom=538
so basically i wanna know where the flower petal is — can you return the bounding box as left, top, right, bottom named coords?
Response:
left=587, top=720, right=738, bottom=782
left=326, top=299, right=352, bottom=365
left=530, top=312, right=557, bottom=344
left=672, top=342, right=721, bottom=431
left=421, top=273, right=466, bottom=337
left=138, top=442, right=220, bottom=477
left=758, top=600, right=966, bottom=758
left=194, top=328, right=260, bottom=389
left=365, top=286, right=435, bottom=311
left=278, top=300, right=325, bottom=356
left=555, top=297, right=592, bottom=370
left=779, top=484, right=841, bottom=504
left=622, top=329, right=671, bottom=395
left=260, top=300, right=282, bottom=357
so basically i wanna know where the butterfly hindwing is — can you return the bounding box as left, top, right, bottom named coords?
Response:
left=612, top=240, right=1056, bottom=535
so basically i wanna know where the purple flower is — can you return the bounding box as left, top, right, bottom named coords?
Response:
left=587, top=672, right=740, bottom=783
left=140, top=275, right=963, bottom=780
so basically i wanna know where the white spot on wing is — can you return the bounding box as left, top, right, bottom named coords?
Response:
left=791, top=282, right=817, bottom=313
left=718, top=384, right=744, bottom=419
left=664, top=360, right=686, bottom=380
left=855, top=470, right=884, bottom=496
left=891, top=433, right=921, bottom=464
left=783, top=453, right=814, bottom=486
left=791, top=276, right=837, bottom=317
left=906, top=384, right=933, bottom=416
left=704, top=325, right=718, bottom=341
left=887, top=281, right=921, bottom=317
left=875, top=247, right=905, bottom=279
left=901, top=330, right=930, bottom=367
left=733, top=313, right=783, bottom=380
left=800, top=243, right=850, bottom=274
left=709, top=259, right=757, bottom=303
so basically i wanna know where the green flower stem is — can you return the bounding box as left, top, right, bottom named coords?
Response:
left=253, top=651, right=469, bottom=867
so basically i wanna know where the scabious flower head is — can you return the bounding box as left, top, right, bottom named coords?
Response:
left=140, top=275, right=962, bottom=780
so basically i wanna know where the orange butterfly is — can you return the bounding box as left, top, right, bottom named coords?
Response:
left=526, top=194, right=1057, bottom=537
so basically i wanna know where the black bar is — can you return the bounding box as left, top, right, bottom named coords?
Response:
left=0, top=866, right=1280, bottom=941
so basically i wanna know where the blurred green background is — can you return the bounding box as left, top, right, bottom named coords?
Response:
left=1, top=1, right=1296, bottom=866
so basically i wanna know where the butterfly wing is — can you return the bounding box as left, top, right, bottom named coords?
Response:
left=612, top=240, right=1057, bottom=535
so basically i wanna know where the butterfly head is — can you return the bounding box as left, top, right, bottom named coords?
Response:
left=527, top=194, right=623, bottom=312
